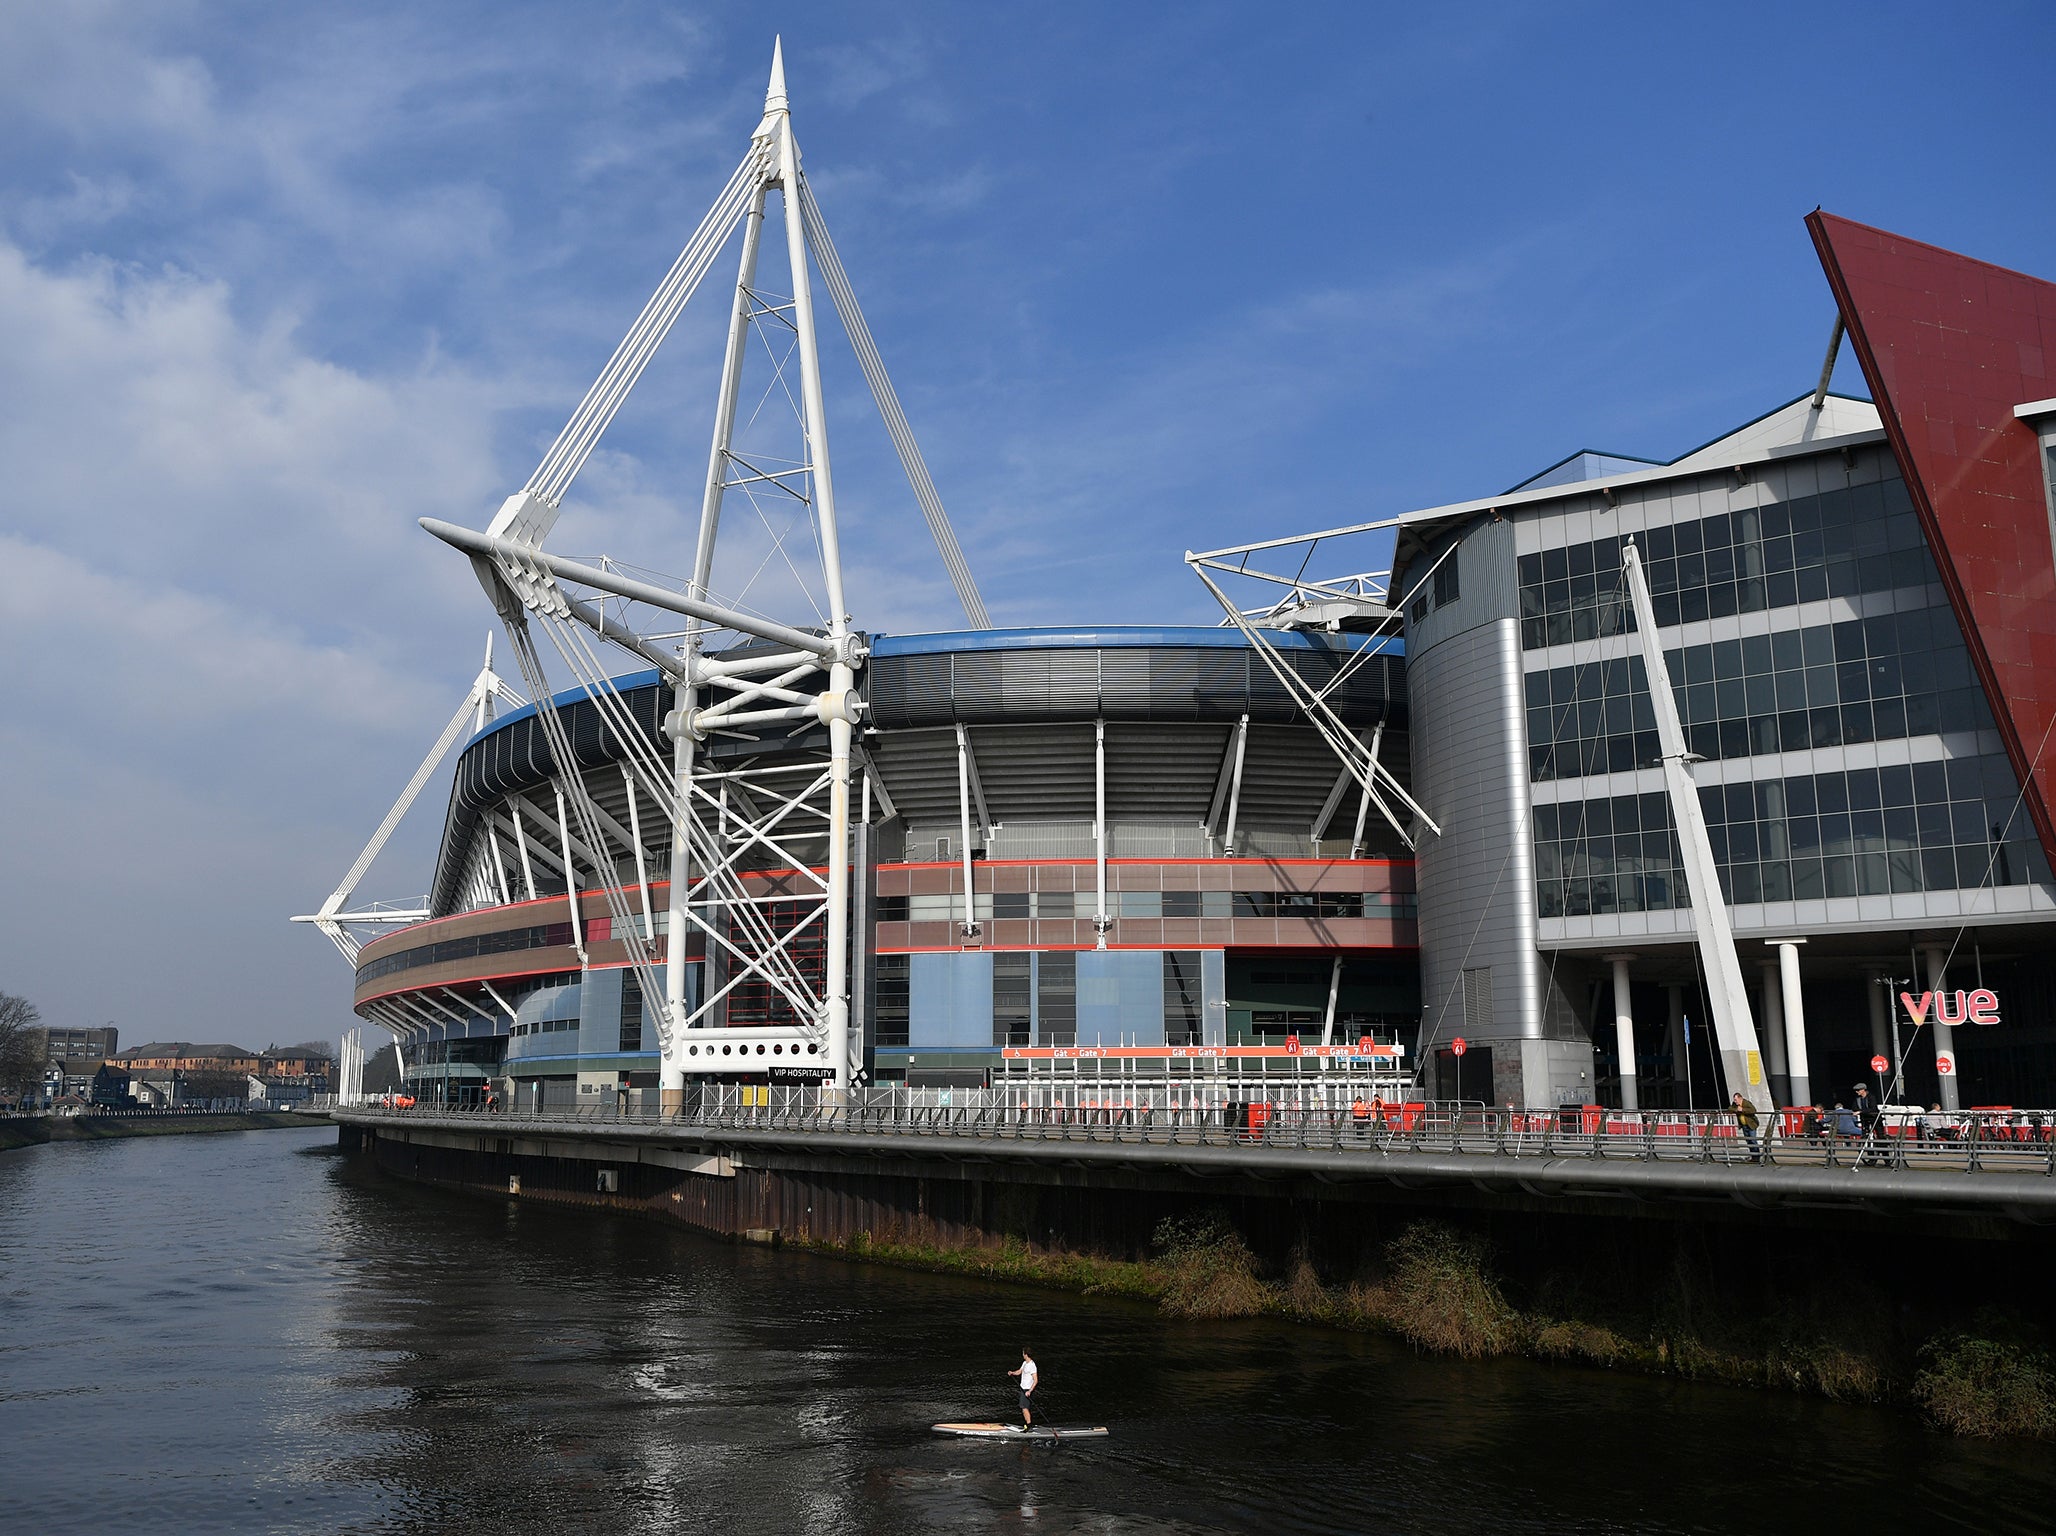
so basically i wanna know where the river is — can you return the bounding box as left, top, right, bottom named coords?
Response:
left=0, top=1126, right=2045, bottom=1534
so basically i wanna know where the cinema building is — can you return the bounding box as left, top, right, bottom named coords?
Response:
left=335, top=213, right=2056, bottom=1112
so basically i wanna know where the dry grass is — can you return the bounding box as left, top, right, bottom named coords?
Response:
left=1368, top=1222, right=1520, bottom=1359
left=828, top=1228, right=1164, bottom=1302
left=1914, top=1333, right=2056, bottom=1439
left=802, top=1213, right=2046, bottom=1439
left=1152, top=1214, right=1270, bottom=1319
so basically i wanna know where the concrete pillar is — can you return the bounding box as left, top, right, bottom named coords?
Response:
left=1759, top=959, right=1789, bottom=1107
left=1867, top=974, right=1891, bottom=1077
left=1777, top=939, right=1811, bottom=1108
left=1665, top=984, right=1685, bottom=1106
left=1607, top=955, right=1638, bottom=1113
left=1924, top=944, right=1960, bottom=1112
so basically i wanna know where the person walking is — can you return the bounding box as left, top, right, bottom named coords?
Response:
left=1730, top=1091, right=1761, bottom=1162
left=1853, top=1082, right=1881, bottom=1165
left=1008, top=1347, right=1038, bottom=1431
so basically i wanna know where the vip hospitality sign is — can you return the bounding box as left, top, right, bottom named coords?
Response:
left=1900, top=989, right=2001, bottom=1028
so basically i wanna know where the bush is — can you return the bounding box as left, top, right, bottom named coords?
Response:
left=1153, top=1213, right=1268, bottom=1319
left=1914, top=1334, right=2056, bottom=1439
left=1375, top=1221, right=1518, bottom=1359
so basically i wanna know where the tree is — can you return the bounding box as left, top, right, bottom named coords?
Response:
left=0, top=993, right=45, bottom=1101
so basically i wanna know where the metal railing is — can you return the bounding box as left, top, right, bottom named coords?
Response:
left=319, top=1092, right=2056, bottom=1177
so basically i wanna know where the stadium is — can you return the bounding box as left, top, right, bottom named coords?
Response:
left=344, top=625, right=1420, bottom=1104
left=308, top=56, right=2056, bottom=1116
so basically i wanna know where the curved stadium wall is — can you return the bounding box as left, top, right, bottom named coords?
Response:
left=352, top=627, right=1421, bottom=1098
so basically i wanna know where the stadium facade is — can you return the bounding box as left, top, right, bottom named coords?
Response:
left=312, top=56, right=2056, bottom=1114
left=351, top=625, right=1420, bottom=1099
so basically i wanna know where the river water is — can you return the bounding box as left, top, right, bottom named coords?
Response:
left=0, top=1127, right=2046, bottom=1534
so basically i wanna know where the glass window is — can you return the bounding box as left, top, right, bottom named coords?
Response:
left=1035, top=951, right=1076, bottom=1046
left=873, top=954, right=910, bottom=1047
left=1162, top=952, right=1204, bottom=1046
left=992, top=953, right=1031, bottom=1047
left=1433, top=550, right=1461, bottom=608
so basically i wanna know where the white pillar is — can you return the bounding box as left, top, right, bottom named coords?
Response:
left=1607, top=954, right=1638, bottom=1113
left=1093, top=717, right=1109, bottom=949
left=1221, top=713, right=1250, bottom=857
left=662, top=675, right=695, bottom=1109
left=824, top=663, right=855, bottom=1090
left=1759, top=958, right=1788, bottom=1105
left=1924, top=944, right=1960, bottom=1112
left=955, top=723, right=979, bottom=937
left=1320, top=955, right=1343, bottom=1048
left=1777, top=939, right=1810, bottom=1108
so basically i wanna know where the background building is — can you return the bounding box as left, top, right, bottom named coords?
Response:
left=1394, top=213, right=2056, bottom=1110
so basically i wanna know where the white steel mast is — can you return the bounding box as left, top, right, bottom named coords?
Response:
left=410, top=42, right=981, bottom=1098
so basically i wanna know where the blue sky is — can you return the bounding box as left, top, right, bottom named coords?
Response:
left=3, top=0, right=2052, bottom=1048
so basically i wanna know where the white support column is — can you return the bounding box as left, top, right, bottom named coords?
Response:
left=1093, top=717, right=1110, bottom=949
left=553, top=785, right=587, bottom=964
left=662, top=675, right=694, bottom=1109
left=1349, top=721, right=1385, bottom=860
left=1924, top=943, right=1960, bottom=1112
left=824, top=664, right=856, bottom=1089
left=1620, top=542, right=1771, bottom=1112
left=775, top=89, right=857, bottom=1093
left=1320, top=955, right=1343, bottom=1048
left=1221, top=714, right=1250, bottom=857
left=955, top=723, right=979, bottom=938
left=1759, top=959, right=1788, bottom=1105
left=485, top=827, right=512, bottom=907
left=1607, top=954, right=1638, bottom=1113
left=1777, top=938, right=1810, bottom=1108
left=622, top=767, right=656, bottom=946
left=511, top=810, right=538, bottom=901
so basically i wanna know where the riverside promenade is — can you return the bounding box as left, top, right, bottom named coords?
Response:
left=329, top=1093, right=2056, bottom=1226
left=0, top=1109, right=311, bottom=1152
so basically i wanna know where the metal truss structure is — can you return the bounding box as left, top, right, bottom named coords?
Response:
left=1186, top=521, right=1438, bottom=852
left=292, top=636, right=525, bottom=961
left=1193, top=515, right=1772, bottom=1113
left=399, top=42, right=987, bottom=1095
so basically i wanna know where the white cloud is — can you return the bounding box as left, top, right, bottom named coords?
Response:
left=0, top=231, right=511, bottom=1039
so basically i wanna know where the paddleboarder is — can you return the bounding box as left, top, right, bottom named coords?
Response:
left=1007, top=1347, right=1038, bottom=1430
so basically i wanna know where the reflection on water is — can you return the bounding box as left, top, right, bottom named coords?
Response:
left=0, top=1127, right=2047, bottom=1534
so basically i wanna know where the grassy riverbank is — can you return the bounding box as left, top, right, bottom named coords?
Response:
left=793, top=1213, right=2055, bottom=1440
left=0, top=1111, right=313, bottom=1152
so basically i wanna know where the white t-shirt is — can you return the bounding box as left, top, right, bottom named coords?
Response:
left=1019, top=1358, right=1038, bottom=1391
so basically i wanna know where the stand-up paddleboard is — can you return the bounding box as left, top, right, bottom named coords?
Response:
left=932, top=1422, right=1109, bottom=1441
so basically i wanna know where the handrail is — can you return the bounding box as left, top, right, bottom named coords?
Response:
left=317, top=1096, right=2056, bottom=1178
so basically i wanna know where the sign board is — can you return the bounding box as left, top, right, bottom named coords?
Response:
left=1935, top=1052, right=1957, bottom=1077
left=1901, top=989, right=2001, bottom=1027
left=769, top=1065, right=836, bottom=1083
left=1451, top=1037, right=1467, bottom=1057
left=1285, top=1034, right=1302, bottom=1056
left=1870, top=1054, right=1890, bottom=1076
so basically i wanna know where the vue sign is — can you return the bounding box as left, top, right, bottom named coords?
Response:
left=1900, top=989, right=2001, bottom=1028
